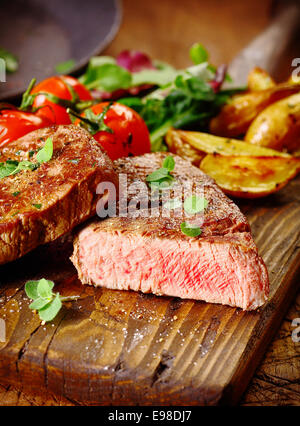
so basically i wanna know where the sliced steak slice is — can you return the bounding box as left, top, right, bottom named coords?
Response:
left=0, top=125, right=118, bottom=265
left=71, top=153, right=269, bottom=310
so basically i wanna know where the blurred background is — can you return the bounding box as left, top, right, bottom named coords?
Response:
left=104, top=0, right=299, bottom=79
left=1, top=0, right=300, bottom=100
left=107, top=0, right=272, bottom=67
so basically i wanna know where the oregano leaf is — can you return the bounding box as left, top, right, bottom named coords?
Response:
left=38, top=294, right=62, bottom=322
left=180, top=221, right=202, bottom=237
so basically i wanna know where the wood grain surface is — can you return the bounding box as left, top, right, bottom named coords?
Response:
left=1, top=0, right=300, bottom=406
left=1, top=291, right=299, bottom=406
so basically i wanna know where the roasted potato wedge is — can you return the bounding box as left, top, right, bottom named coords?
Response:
left=200, top=155, right=300, bottom=198
left=209, top=84, right=300, bottom=137
left=166, top=128, right=290, bottom=158
left=248, top=67, right=275, bottom=91
left=245, top=93, right=300, bottom=152
left=165, top=128, right=204, bottom=166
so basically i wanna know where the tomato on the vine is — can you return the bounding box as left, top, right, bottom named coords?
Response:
left=31, top=75, right=92, bottom=125
left=0, top=109, right=53, bottom=148
left=74, top=102, right=151, bottom=160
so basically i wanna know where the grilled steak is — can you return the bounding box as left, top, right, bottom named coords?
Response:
left=71, top=153, right=269, bottom=310
left=0, top=125, right=118, bottom=265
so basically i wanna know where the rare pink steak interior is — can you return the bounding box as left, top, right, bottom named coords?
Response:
left=71, top=153, right=269, bottom=310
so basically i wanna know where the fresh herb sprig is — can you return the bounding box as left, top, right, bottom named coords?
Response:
left=184, top=195, right=208, bottom=215
left=25, top=278, right=80, bottom=322
left=35, top=136, right=53, bottom=163
left=180, top=195, right=208, bottom=237
left=180, top=222, right=202, bottom=237
left=146, top=155, right=175, bottom=190
left=0, top=160, right=37, bottom=179
left=0, top=137, right=53, bottom=179
left=147, top=156, right=208, bottom=237
left=163, top=194, right=208, bottom=237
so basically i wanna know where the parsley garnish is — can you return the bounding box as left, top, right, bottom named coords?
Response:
left=12, top=191, right=20, bottom=197
left=25, top=279, right=80, bottom=322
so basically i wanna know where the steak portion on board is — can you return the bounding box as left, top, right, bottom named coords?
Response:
left=0, top=125, right=118, bottom=265
left=71, top=153, right=269, bottom=310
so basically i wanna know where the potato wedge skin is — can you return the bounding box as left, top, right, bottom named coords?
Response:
left=245, top=93, right=300, bottom=152
left=200, top=154, right=300, bottom=198
left=166, top=129, right=290, bottom=158
left=248, top=67, right=275, bottom=91
left=210, top=84, right=300, bottom=137
left=165, top=128, right=204, bottom=166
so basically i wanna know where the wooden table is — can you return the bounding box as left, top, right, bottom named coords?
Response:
left=0, top=0, right=299, bottom=406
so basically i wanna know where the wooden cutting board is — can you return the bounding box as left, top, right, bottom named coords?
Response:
left=0, top=174, right=299, bottom=406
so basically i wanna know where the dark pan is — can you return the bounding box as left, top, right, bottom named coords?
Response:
left=0, top=0, right=122, bottom=101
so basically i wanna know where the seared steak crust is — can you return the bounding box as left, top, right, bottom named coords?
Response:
left=71, top=153, right=269, bottom=310
left=0, top=125, right=117, bottom=264
left=114, top=153, right=250, bottom=236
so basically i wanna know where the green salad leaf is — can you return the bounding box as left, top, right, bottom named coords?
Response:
left=89, top=63, right=132, bottom=92
left=0, top=48, right=18, bottom=73
left=189, top=43, right=209, bottom=65
left=78, top=45, right=242, bottom=151
left=55, top=59, right=76, bottom=74
left=119, top=65, right=242, bottom=151
left=79, top=56, right=177, bottom=92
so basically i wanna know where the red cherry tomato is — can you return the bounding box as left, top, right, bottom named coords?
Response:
left=31, top=76, right=92, bottom=125
left=75, top=102, right=151, bottom=160
left=0, top=109, right=53, bottom=147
